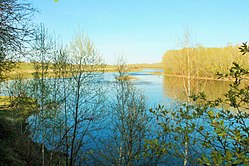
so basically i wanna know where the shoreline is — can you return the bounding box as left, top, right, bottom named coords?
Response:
left=3, top=65, right=248, bottom=83
left=0, top=96, right=66, bottom=165
left=163, top=73, right=249, bottom=82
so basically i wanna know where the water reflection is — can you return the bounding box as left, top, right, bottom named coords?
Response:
left=2, top=69, right=246, bottom=165
left=163, top=75, right=230, bottom=102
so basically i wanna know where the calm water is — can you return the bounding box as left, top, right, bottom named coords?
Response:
left=0, top=69, right=230, bottom=105
left=126, top=69, right=229, bottom=105
left=0, top=69, right=234, bottom=165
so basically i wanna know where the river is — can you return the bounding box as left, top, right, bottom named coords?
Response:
left=0, top=69, right=238, bottom=165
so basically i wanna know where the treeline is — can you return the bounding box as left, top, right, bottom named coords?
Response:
left=128, top=63, right=164, bottom=69
left=162, top=45, right=249, bottom=78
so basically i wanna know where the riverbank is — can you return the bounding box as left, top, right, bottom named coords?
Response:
left=4, top=62, right=147, bottom=80
left=5, top=61, right=248, bottom=83
left=0, top=96, right=65, bottom=166
left=163, top=73, right=249, bottom=82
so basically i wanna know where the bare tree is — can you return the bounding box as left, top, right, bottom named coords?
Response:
left=0, top=0, right=35, bottom=80
left=67, top=32, right=105, bottom=165
left=179, top=28, right=192, bottom=166
left=49, top=44, right=71, bottom=165
left=98, top=58, right=150, bottom=166
left=30, top=23, right=53, bottom=165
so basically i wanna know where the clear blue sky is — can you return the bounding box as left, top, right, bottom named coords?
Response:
left=30, top=0, right=249, bottom=64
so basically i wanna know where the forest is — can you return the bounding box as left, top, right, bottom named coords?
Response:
left=163, top=43, right=249, bottom=79
left=0, top=0, right=248, bottom=166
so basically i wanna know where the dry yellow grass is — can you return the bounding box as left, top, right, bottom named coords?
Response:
left=4, top=62, right=149, bottom=80
left=0, top=96, right=10, bottom=108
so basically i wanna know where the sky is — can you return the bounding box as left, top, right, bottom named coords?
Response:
left=30, top=0, right=249, bottom=64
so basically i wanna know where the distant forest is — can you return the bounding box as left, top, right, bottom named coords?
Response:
left=162, top=45, right=249, bottom=78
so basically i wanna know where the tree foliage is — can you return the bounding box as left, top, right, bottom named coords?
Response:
left=150, top=43, right=249, bottom=165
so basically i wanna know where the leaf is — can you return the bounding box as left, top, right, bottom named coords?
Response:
left=225, top=151, right=232, bottom=161
left=233, top=159, right=243, bottom=165
left=54, top=0, right=59, bottom=2
left=202, top=156, right=211, bottom=165
left=239, top=42, right=249, bottom=55
left=208, top=110, right=214, bottom=118
left=199, top=125, right=204, bottom=131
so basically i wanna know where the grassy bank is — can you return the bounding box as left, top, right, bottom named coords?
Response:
left=3, top=62, right=163, bottom=80
left=6, top=61, right=247, bottom=82
left=0, top=96, right=65, bottom=166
